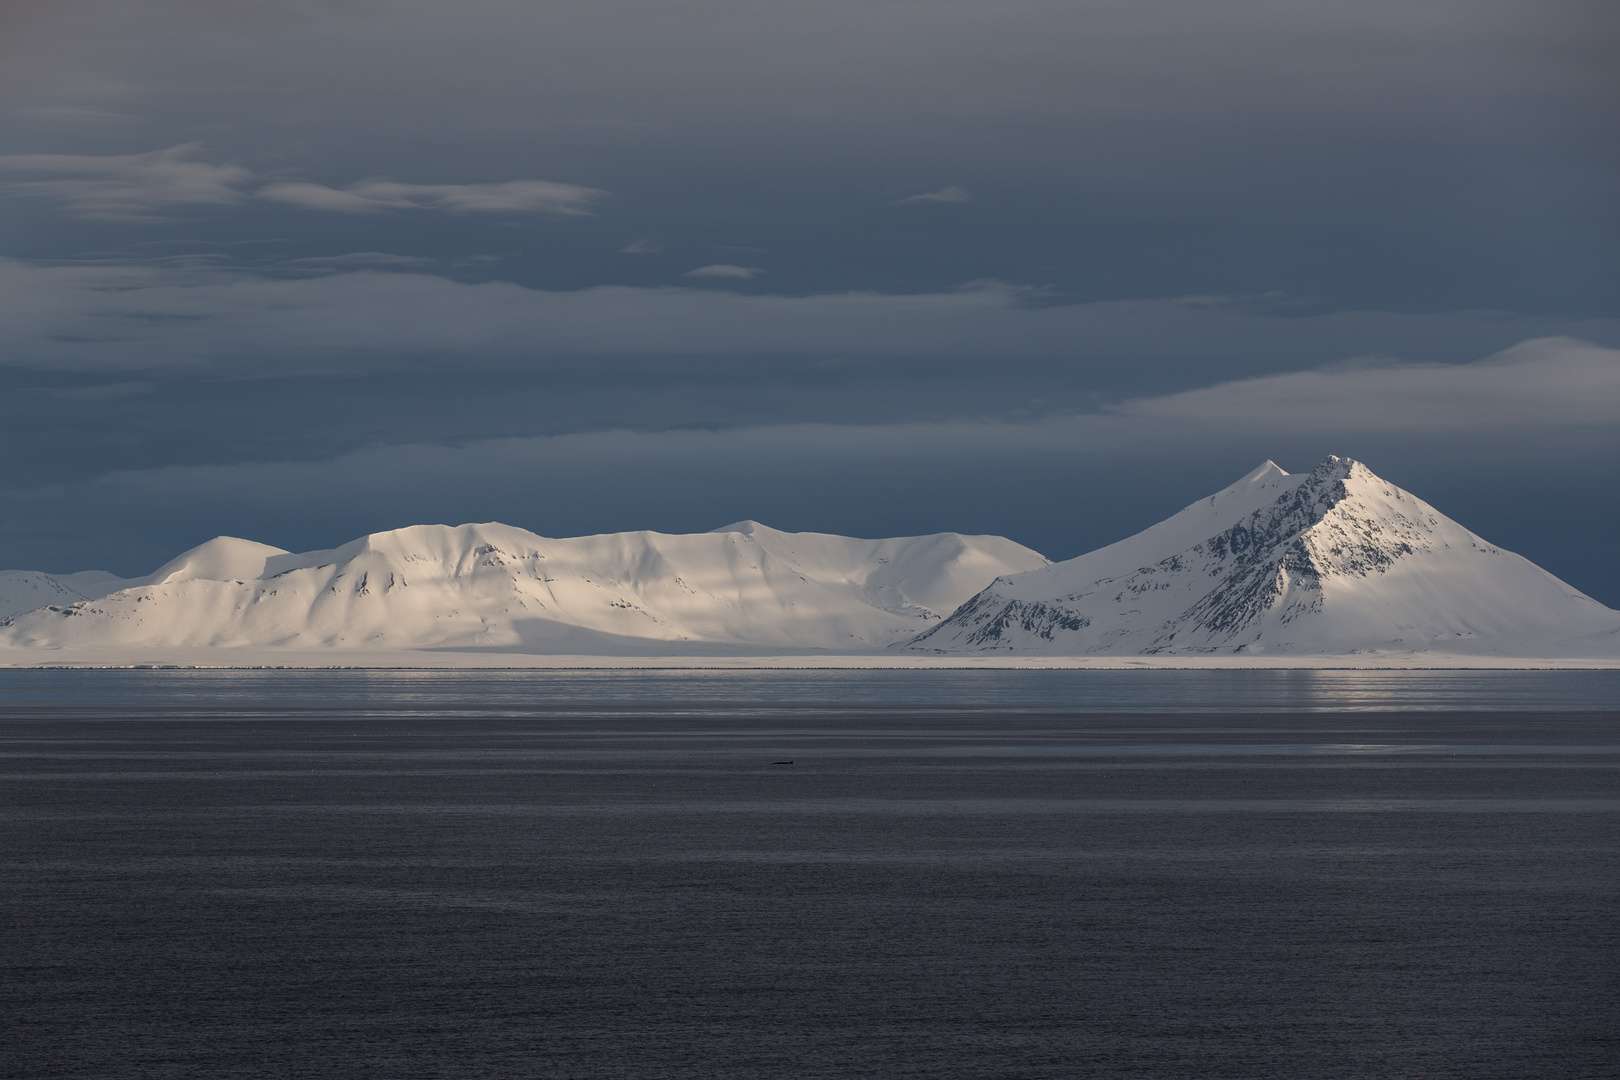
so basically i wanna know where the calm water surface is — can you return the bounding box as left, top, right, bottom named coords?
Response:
left=2, top=669, right=1616, bottom=1078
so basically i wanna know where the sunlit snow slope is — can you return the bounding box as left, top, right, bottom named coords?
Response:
left=0, top=522, right=1047, bottom=653
left=910, top=456, right=1620, bottom=657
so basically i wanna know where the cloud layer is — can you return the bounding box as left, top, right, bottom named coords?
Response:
left=81, top=338, right=1617, bottom=504
left=2, top=257, right=1614, bottom=377
left=897, top=186, right=970, bottom=205
left=259, top=178, right=604, bottom=215
left=0, top=144, right=602, bottom=220
left=0, top=144, right=250, bottom=221
left=684, top=264, right=762, bottom=279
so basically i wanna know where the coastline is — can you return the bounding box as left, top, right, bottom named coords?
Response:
left=2, top=647, right=1616, bottom=670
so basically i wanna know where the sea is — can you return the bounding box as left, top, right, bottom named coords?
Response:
left=2, top=668, right=1616, bottom=1079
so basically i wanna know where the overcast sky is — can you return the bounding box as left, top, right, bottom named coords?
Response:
left=2, top=0, right=1617, bottom=601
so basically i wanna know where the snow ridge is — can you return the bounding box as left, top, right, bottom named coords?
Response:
left=0, top=522, right=1048, bottom=653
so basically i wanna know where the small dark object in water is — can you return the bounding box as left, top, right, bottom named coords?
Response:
left=771, top=760, right=794, bottom=765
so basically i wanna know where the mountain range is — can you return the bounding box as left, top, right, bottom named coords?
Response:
left=0, top=521, right=1046, bottom=654
left=3, top=456, right=1616, bottom=662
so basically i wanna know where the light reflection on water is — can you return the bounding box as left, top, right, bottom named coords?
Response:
left=0, top=666, right=1615, bottom=714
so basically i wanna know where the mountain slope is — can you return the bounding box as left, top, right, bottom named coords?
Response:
left=0, top=537, right=293, bottom=620
left=0, top=521, right=1048, bottom=653
left=0, top=570, right=132, bottom=621
left=910, top=456, right=1620, bottom=657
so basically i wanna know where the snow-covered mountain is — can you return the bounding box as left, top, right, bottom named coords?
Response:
left=0, top=521, right=1048, bottom=653
left=5, top=458, right=1615, bottom=661
left=910, top=456, right=1620, bottom=657
left=0, top=570, right=134, bottom=621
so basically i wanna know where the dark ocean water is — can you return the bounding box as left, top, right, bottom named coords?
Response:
left=2, top=669, right=1617, bottom=1079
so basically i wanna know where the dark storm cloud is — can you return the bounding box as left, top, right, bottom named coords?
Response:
left=10, top=2, right=1615, bottom=196
left=66, top=338, right=1620, bottom=504
left=2, top=0, right=1612, bottom=315
left=0, top=0, right=1615, bottom=599
left=1, top=256, right=1614, bottom=377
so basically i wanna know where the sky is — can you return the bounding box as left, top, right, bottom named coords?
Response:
left=2, top=0, right=1617, bottom=602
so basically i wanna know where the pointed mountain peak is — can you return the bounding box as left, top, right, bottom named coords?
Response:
left=1308, top=454, right=1365, bottom=482
left=1194, top=458, right=1301, bottom=515
left=912, top=453, right=1620, bottom=656
left=1238, top=460, right=1289, bottom=484
left=1288, top=456, right=1394, bottom=511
